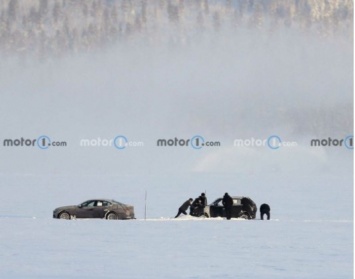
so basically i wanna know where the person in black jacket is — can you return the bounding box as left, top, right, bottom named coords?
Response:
left=175, top=198, right=193, bottom=218
left=190, top=193, right=208, bottom=217
left=199, top=193, right=207, bottom=207
left=190, top=197, right=202, bottom=216
left=260, top=203, right=271, bottom=220
left=222, top=193, right=234, bottom=220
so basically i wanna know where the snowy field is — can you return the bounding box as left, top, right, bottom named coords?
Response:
left=0, top=154, right=352, bottom=279
left=0, top=217, right=351, bottom=279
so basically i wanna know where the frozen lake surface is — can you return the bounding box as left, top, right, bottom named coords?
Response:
left=0, top=216, right=352, bottom=279
left=0, top=165, right=352, bottom=279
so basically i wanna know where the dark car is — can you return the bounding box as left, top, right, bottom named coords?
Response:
left=204, top=196, right=257, bottom=219
left=53, top=199, right=135, bottom=220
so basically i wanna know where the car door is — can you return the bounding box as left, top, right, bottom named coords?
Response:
left=76, top=200, right=96, bottom=218
left=210, top=199, right=225, bottom=217
left=92, top=200, right=110, bottom=218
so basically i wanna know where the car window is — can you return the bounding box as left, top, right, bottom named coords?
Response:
left=82, top=201, right=95, bottom=207
left=213, top=199, right=223, bottom=206
left=96, top=201, right=103, bottom=206
left=102, top=201, right=111, bottom=206
left=233, top=199, right=241, bottom=205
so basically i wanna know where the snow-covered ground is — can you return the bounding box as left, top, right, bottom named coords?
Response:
left=0, top=155, right=352, bottom=278
left=0, top=217, right=351, bottom=279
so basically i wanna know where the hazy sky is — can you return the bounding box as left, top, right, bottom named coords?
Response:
left=0, top=1, right=352, bottom=175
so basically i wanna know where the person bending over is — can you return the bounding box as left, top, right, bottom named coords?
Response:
left=260, top=203, right=271, bottom=220
left=175, top=198, right=193, bottom=218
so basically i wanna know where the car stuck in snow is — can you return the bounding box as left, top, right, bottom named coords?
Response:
left=204, top=196, right=257, bottom=219
left=53, top=199, right=135, bottom=220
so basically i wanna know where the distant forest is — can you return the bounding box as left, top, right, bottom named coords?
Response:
left=0, top=0, right=352, bottom=59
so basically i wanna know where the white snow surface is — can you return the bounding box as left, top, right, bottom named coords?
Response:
left=0, top=217, right=352, bottom=279
left=0, top=162, right=352, bottom=279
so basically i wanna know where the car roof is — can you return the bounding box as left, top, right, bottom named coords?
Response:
left=214, top=196, right=245, bottom=200
left=212, top=196, right=255, bottom=204
left=84, top=199, right=124, bottom=204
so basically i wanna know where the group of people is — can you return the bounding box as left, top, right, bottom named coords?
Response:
left=174, top=192, right=236, bottom=219
left=174, top=193, right=208, bottom=218
left=175, top=193, right=271, bottom=220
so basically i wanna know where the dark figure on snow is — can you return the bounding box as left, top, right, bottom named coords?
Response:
left=175, top=198, right=193, bottom=218
left=190, top=197, right=201, bottom=216
left=199, top=193, right=207, bottom=207
left=195, top=193, right=208, bottom=216
left=190, top=195, right=205, bottom=217
left=260, top=203, right=271, bottom=220
left=222, top=193, right=233, bottom=220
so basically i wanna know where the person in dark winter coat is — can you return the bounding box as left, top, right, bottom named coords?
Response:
left=260, top=203, right=271, bottom=220
left=199, top=193, right=207, bottom=207
left=190, top=193, right=208, bottom=216
left=190, top=197, right=202, bottom=216
left=175, top=198, right=193, bottom=218
left=222, top=193, right=234, bottom=220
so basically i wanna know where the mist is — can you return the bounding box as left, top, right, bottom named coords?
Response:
left=0, top=0, right=352, bottom=177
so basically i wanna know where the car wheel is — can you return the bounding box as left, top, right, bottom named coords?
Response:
left=240, top=212, right=250, bottom=219
left=58, top=211, right=70, bottom=220
left=106, top=212, right=118, bottom=220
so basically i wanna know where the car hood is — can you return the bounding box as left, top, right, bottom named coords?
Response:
left=53, top=205, right=78, bottom=212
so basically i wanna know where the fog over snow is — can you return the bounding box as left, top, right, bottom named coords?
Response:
left=0, top=1, right=353, bottom=278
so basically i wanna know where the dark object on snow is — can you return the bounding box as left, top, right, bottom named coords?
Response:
left=53, top=199, right=135, bottom=220
left=175, top=198, right=193, bottom=218
left=190, top=193, right=208, bottom=217
left=204, top=196, right=257, bottom=219
left=199, top=193, right=208, bottom=207
left=190, top=196, right=205, bottom=217
left=222, top=193, right=233, bottom=220
left=260, top=203, right=271, bottom=220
